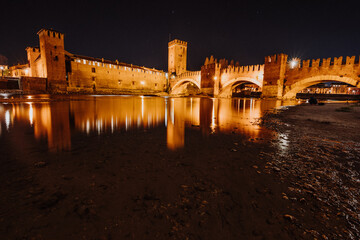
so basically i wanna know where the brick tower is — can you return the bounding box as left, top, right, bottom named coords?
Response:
left=262, top=53, right=288, bottom=98
left=168, top=39, right=187, bottom=76
left=38, top=29, right=67, bottom=91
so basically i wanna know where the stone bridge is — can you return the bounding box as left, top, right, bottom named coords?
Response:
left=170, top=71, right=201, bottom=95
left=170, top=53, right=360, bottom=99
left=263, top=54, right=360, bottom=99
left=170, top=58, right=264, bottom=97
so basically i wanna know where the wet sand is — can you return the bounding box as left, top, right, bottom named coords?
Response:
left=0, top=102, right=359, bottom=239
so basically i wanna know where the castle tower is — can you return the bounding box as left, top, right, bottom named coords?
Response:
left=168, top=39, right=187, bottom=76
left=26, top=47, right=40, bottom=77
left=38, top=29, right=67, bottom=91
left=262, top=54, right=288, bottom=98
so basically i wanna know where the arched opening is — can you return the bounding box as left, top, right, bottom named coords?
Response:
left=283, top=75, right=360, bottom=99
left=171, top=79, right=201, bottom=96
left=218, top=77, right=262, bottom=98
left=232, top=82, right=262, bottom=98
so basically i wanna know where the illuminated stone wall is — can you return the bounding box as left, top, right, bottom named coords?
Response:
left=67, top=58, right=167, bottom=93
left=21, top=77, right=47, bottom=92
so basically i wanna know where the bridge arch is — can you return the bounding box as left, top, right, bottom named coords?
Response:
left=171, top=78, right=201, bottom=95
left=283, top=75, right=360, bottom=99
left=218, top=77, right=263, bottom=98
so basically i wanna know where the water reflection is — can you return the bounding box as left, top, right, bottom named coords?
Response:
left=0, top=96, right=297, bottom=151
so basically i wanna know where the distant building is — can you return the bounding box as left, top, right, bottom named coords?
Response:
left=299, top=82, right=360, bottom=95
left=0, top=65, right=8, bottom=77
left=8, top=64, right=30, bottom=77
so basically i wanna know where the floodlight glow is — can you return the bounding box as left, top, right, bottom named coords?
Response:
left=289, top=58, right=299, bottom=69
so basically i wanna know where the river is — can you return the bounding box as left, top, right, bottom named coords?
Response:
left=0, top=95, right=298, bottom=152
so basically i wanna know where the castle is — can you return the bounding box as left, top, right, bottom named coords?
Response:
left=7, top=28, right=360, bottom=98
left=20, top=29, right=167, bottom=94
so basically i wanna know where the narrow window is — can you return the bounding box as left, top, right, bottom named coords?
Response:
left=92, top=68, right=96, bottom=73
left=132, top=81, right=135, bottom=86
left=54, top=56, right=58, bottom=61
left=92, top=77, right=96, bottom=81
left=54, top=45, right=57, bottom=49
left=118, top=80, right=122, bottom=85
left=155, top=83, right=158, bottom=87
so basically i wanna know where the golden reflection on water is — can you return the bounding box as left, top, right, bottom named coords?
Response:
left=0, top=97, right=295, bottom=151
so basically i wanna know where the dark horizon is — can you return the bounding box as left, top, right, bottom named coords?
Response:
left=0, top=0, right=359, bottom=71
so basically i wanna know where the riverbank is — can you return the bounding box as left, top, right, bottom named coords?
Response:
left=0, top=100, right=359, bottom=239
left=260, top=102, right=360, bottom=239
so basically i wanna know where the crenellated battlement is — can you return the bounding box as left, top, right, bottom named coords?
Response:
left=175, top=71, right=201, bottom=80
left=265, top=54, right=287, bottom=64
left=37, top=28, right=64, bottom=39
left=168, top=39, right=187, bottom=47
left=26, top=47, right=40, bottom=53
left=292, top=55, right=359, bottom=70
left=72, top=55, right=165, bottom=76
left=222, top=64, right=264, bottom=74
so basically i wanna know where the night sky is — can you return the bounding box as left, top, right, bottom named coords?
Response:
left=0, top=0, right=359, bottom=71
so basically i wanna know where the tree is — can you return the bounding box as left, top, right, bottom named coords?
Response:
left=0, top=54, right=8, bottom=65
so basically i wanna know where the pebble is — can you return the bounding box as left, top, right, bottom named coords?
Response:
left=34, top=161, right=47, bottom=168
left=273, top=167, right=281, bottom=172
left=283, top=214, right=296, bottom=222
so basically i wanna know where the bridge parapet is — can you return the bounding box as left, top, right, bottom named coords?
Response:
left=292, top=55, right=359, bottom=70
left=286, top=55, right=360, bottom=86
left=175, top=70, right=201, bottom=80
left=170, top=70, right=201, bottom=91
left=220, top=64, right=264, bottom=87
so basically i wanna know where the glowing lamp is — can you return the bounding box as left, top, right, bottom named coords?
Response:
left=140, top=81, right=145, bottom=85
left=289, top=58, right=300, bottom=69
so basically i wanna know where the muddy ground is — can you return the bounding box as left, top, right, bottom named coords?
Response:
left=0, top=102, right=359, bottom=239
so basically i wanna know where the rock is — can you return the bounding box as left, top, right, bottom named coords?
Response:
left=252, top=165, right=258, bottom=169
left=230, top=148, right=237, bottom=152
left=34, top=161, right=47, bottom=168
left=273, top=167, right=281, bottom=172
left=300, top=198, right=306, bottom=203
left=283, top=214, right=296, bottom=222
left=38, top=191, right=66, bottom=209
